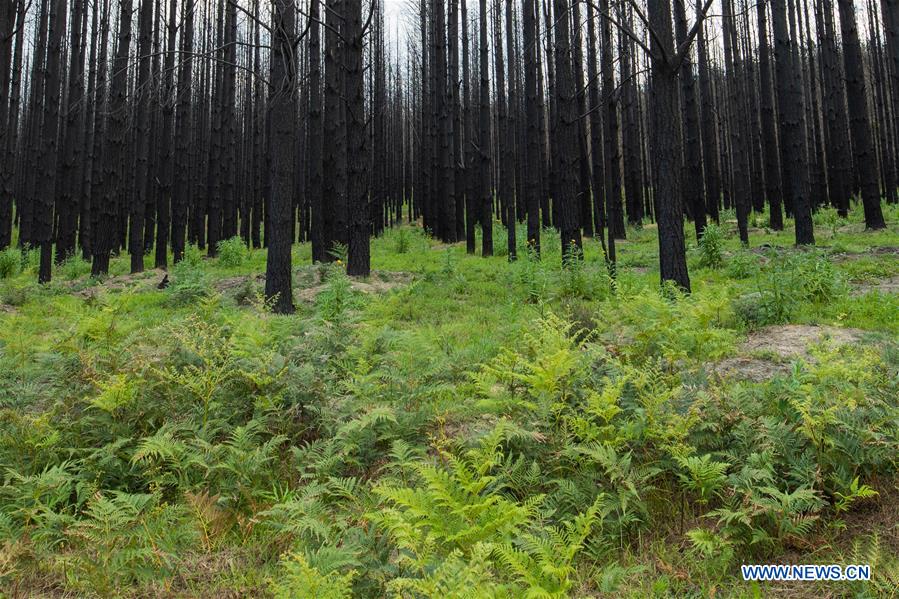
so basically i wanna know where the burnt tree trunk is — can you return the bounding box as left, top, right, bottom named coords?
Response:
left=837, top=0, right=886, bottom=229
left=771, top=0, right=814, bottom=244
left=346, top=0, right=370, bottom=275
left=266, top=0, right=296, bottom=313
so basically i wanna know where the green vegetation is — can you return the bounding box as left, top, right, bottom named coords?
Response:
left=1, top=208, right=898, bottom=597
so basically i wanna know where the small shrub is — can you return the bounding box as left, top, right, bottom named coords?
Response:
left=23, top=248, right=40, bottom=275
left=0, top=248, right=21, bottom=279
left=216, top=236, right=249, bottom=267
left=393, top=228, right=410, bottom=254
left=271, top=553, right=355, bottom=599
left=726, top=250, right=759, bottom=279
left=812, top=206, right=846, bottom=237
left=328, top=242, right=348, bottom=264
left=698, top=223, right=724, bottom=269
left=733, top=251, right=845, bottom=327
left=733, top=275, right=796, bottom=328
left=179, top=243, right=205, bottom=268
left=58, top=255, right=91, bottom=280
left=316, top=265, right=360, bottom=322
left=791, top=252, right=845, bottom=303
left=0, top=284, right=28, bottom=306
left=166, top=257, right=210, bottom=306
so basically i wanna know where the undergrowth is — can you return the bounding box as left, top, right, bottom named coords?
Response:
left=1, top=214, right=897, bottom=597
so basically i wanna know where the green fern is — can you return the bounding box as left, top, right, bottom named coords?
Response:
left=271, top=552, right=355, bottom=599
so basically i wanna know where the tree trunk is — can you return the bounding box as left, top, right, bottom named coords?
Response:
left=552, top=0, right=582, bottom=261
left=771, top=0, right=814, bottom=244
left=35, top=0, right=67, bottom=282
left=478, top=0, right=493, bottom=255
left=837, top=0, right=886, bottom=229
left=346, top=0, right=370, bottom=276
left=647, top=0, right=690, bottom=290
left=308, top=0, right=325, bottom=262
left=266, top=0, right=296, bottom=313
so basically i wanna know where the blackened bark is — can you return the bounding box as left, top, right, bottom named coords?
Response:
left=722, top=0, right=750, bottom=244
left=674, top=0, right=705, bottom=240
left=462, top=0, right=477, bottom=253
left=837, top=0, right=886, bottom=229
left=818, top=0, right=852, bottom=214
left=504, top=0, right=517, bottom=259
left=129, top=0, right=154, bottom=274
left=523, top=0, right=541, bottom=253
left=620, top=4, right=643, bottom=227
left=647, top=0, right=690, bottom=290
left=308, top=0, right=325, bottom=262
left=155, top=0, right=178, bottom=268
left=756, top=0, right=783, bottom=229
left=570, top=0, right=592, bottom=238
left=266, top=0, right=296, bottom=313
left=56, top=0, right=85, bottom=261
left=696, top=0, right=719, bottom=222
left=478, top=0, right=492, bottom=255
left=323, top=0, right=348, bottom=256
left=552, top=0, right=582, bottom=261
left=346, top=0, right=370, bottom=276
left=599, top=0, right=623, bottom=242
left=172, top=0, right=193, bottom=263
left=771, top=0, right=814, bottom=244
left=35, top=0, right=67, bottom=283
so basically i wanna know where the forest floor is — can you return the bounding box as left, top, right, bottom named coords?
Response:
left=1, top=204, right=898, bottom=597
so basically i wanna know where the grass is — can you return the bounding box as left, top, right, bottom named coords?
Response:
left=0, top=202, right=897, bottom=597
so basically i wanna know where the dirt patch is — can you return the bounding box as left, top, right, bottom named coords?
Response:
left=853, top=275, right=899, bottom=295
left=213, top=273, right=265, bottom=293
left=70, top=268, right=168, bottom=298
left=714, top=325, right=867, bottom=382
left=713, top=356, right=791, bottom=383
left=743, top=324, right=865, bottom=360
left=295, top=270, right=413, bottom=303
left=0, top=304, right=16, bottom=315
left=832, top=246, right=899, bottom=261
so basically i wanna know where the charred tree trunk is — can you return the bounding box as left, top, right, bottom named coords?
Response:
left=647, top=0, right=690, bottom=290
left=552, top=0, right=582, bottom=261
left=56, top=0, right=85, bottom=261
left=599, top=0, right=623, bottom=242
left=478, top=0, right=493, bottom=255
left=771, top=0, right=814, bottom=244
left=757, top=0, right=783, bottom=229
left=346, top=0, right=370, bottom=275
left=266, top=0, right=296, bottom=313
left=674, top=0, right=705, bottom=239
left=308, top=0, right=325, bottom=262
left=523, top=0, right=541, bottom=253
left=323, top=0, right=348, bottom=257
left=837, top=0, right=886, bottom=229
left=129, top=0, right=155, bottom=274
left=696, top=0, right=719, bottom=222
left=35, top=0, right=67, bottom=282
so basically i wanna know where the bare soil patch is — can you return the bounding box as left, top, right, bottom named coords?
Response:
left=712, top=356, right=790, bottom=383
left=831, top=246, right=899, bottom=261
left=742, top=324, right=865, bottom=359
left=69, top=268, right=168, bottom=298
left=714, top=325, right=867, bottom=382
left=213, top=273, right=265, bottom=293
left=295, top=270, right=413, bottom=303
left=853, top=275, right=899, bottom=295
